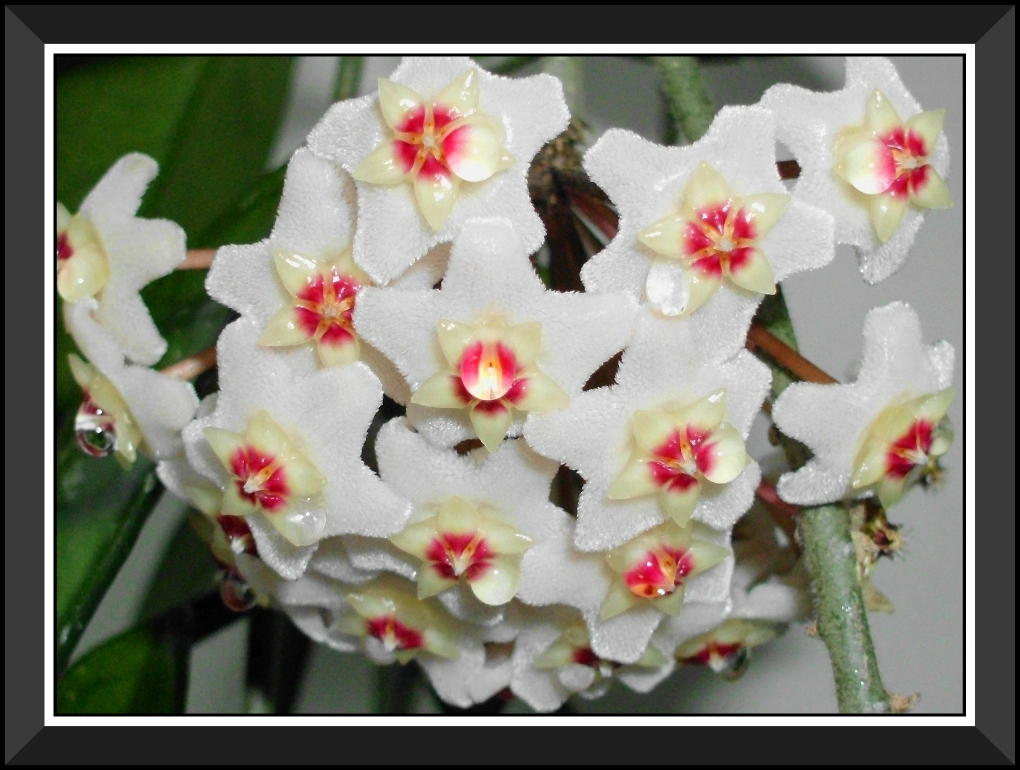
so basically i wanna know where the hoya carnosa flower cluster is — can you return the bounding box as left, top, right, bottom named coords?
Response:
left=64, top=56, right=957, bottom=712
left=57, top=155, right=199, bottom=470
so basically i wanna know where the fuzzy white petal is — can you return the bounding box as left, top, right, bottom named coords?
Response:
left=307, top=57, right=569, bottom=284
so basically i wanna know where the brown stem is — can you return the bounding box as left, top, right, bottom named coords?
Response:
left=755, top=479, right=800, bottom=552
left=177, top=249, right=216, bottom=270
left=567, top=191, right=619, bottom=241
left=747, top=322, right=838, bottom=385
left=776, top=159, right=801, bottom=180
left=160, top=346, right=217, bottom=380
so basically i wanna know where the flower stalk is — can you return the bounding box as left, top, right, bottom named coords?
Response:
left=754, top=291, right=889, bottom=713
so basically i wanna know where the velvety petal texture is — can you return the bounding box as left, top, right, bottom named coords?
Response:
left=58, top=153, right=187, bottom=365
left=205, top=148, right=445, bottom=402
left=307, top=57, right=569, bottom=284
left=65, top=299, right=198, bottom=462
left=581, top=107, right=835, bottom=360
left=526, top=311, right=770, bottom=551
left=178, top=318, right=411, bottom=579
left=355, top=217, right=639, bottom=450
left=773, top=302, right=955, bottom=506
left=760, top=57, right=952, bottom=283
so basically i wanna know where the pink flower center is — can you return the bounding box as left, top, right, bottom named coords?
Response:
left=681, top=641, right=743, bottom=667
left=572, top=646, right=600, bottom=668
left=57, top=231, right=73, bottom=265
left=885, top=419, right=935, bottom=479
left=293, top=268, right=361, bottom=345
left=393, top=105, right=465, bottom=180
left=623, top=546, right=692, bottom=598
left=880, top=127, right=932, bottom=199
left=683, top=201, right=758, bottom=277
left=646, top=426, right=714, bottom=489
left=215, top=514, right=258, bottom=557
left=366, top=615, right=425, bottom=652
left=228, top=445, right=290, bottom=513
left=459, top=341, right=521, bottom=402
left=425, top=531, right=494, bottom=581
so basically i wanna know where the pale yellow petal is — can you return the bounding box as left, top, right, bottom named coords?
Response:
left=608, top=457, right=661, bottom=501
left=469, top=401, right=514, bottom=452
left=632, top=409, right=679, bottom=455
left=377, top=77, right=426, bottom=131
left=736, top=193, right=790, bottom=239
left=273, top=251, right=321, bottom=298
left=469, top=554, right=521, bottom=606
left=638, top=213, right=687, bottom=258
left=411, top=372, right=470, bottom=409
left=661, top=479, right=701, bottom=527
left=910, top=168, right=953, bottom=210
left=433, top=68, right=479, bottom=119
left=259, top=305, right=316, bottom=348
left=436, top=319, right=477, bottom=368
left=414, top=166, right=459, bottom=230
left=681, top=161, right=733, bottom=214
left=870, top=191, right=909, bottom=243
left=864, top=89, right=904, bottom=136
left=353, top=140, right=414, bottom=186
left=906, top=109, right=946, bottom=155
left=728, top=247, right=777, bottom=295
left=505, top=371, right=569, bottom=413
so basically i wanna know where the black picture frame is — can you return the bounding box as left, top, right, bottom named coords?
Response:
left=7, top=4, right=1013, bottom=764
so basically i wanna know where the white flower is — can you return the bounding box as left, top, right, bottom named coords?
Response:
left=57, top=153, right=187, bottom=365
left=509, top=606, right=677, bottom=712
left=180, top=318, right=410, bottom=579
left=354, top=216, right=639, bottom=452
left=526, top=311, right=770, bottom=552
left=205, top=148, right=446, bottom=403
left=374, top=418, right=572, bottom=609
left=307, top=57, right=569, bottom=284
left=760, top=57, right=952, bottom=283
left=64, top=299, right=198, bottom=467
left=772, top=301, right=955, bottom=507
left=581, top=107, right=834, bottom=360
left=516, top=513, right=733, bottom=665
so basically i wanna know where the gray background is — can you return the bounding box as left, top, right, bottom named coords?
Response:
left=72, top=55, right=964, bottom=714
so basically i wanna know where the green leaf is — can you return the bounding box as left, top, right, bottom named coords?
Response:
left=55, top=56, right=293, bottom=424
left=56, top=619, right=189, bottom=714
left=55, top=430, right=164, bottom=676
left=55, top=55, right=293, bottom=672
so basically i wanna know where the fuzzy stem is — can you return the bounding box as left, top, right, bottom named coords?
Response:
left=800, top=505, right=890, bottom=713
left=653, top=56, right=715, bottom=144
left=754, top=292, right=889, bottom=713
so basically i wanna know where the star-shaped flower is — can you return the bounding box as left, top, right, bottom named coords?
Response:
left=515, top=510, right=733, bottom=665
left=57, top=153, right=187, bottom=365
left=772, top=301, right=955, bottom=507
left=509, top=608, right=675, bottom=712
left=307, top=57, right=569, bottom=284
left=372, top=418, right=570, bottom=613
left=181, top=318, right=410, bottom=579
left=64, top=299, right=199, bottom=468
left=760, top=57, right=952, bottom=283
left=526, top=311, right=770, bottom=551
left=206, top=149, right=445, bottom=403
left=354, top=216, right=639, bottom=452
left=581, top=107, right=834, bottom=360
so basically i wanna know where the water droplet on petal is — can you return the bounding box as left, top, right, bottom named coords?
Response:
left=74, top=399, right=116, bottom=457
left=719, top=646, right=750, bottom=681
left=220, top=569, right=257, bottom=612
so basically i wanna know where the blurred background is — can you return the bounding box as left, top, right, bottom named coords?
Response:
left=62, top=55, right=964, bottom=715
